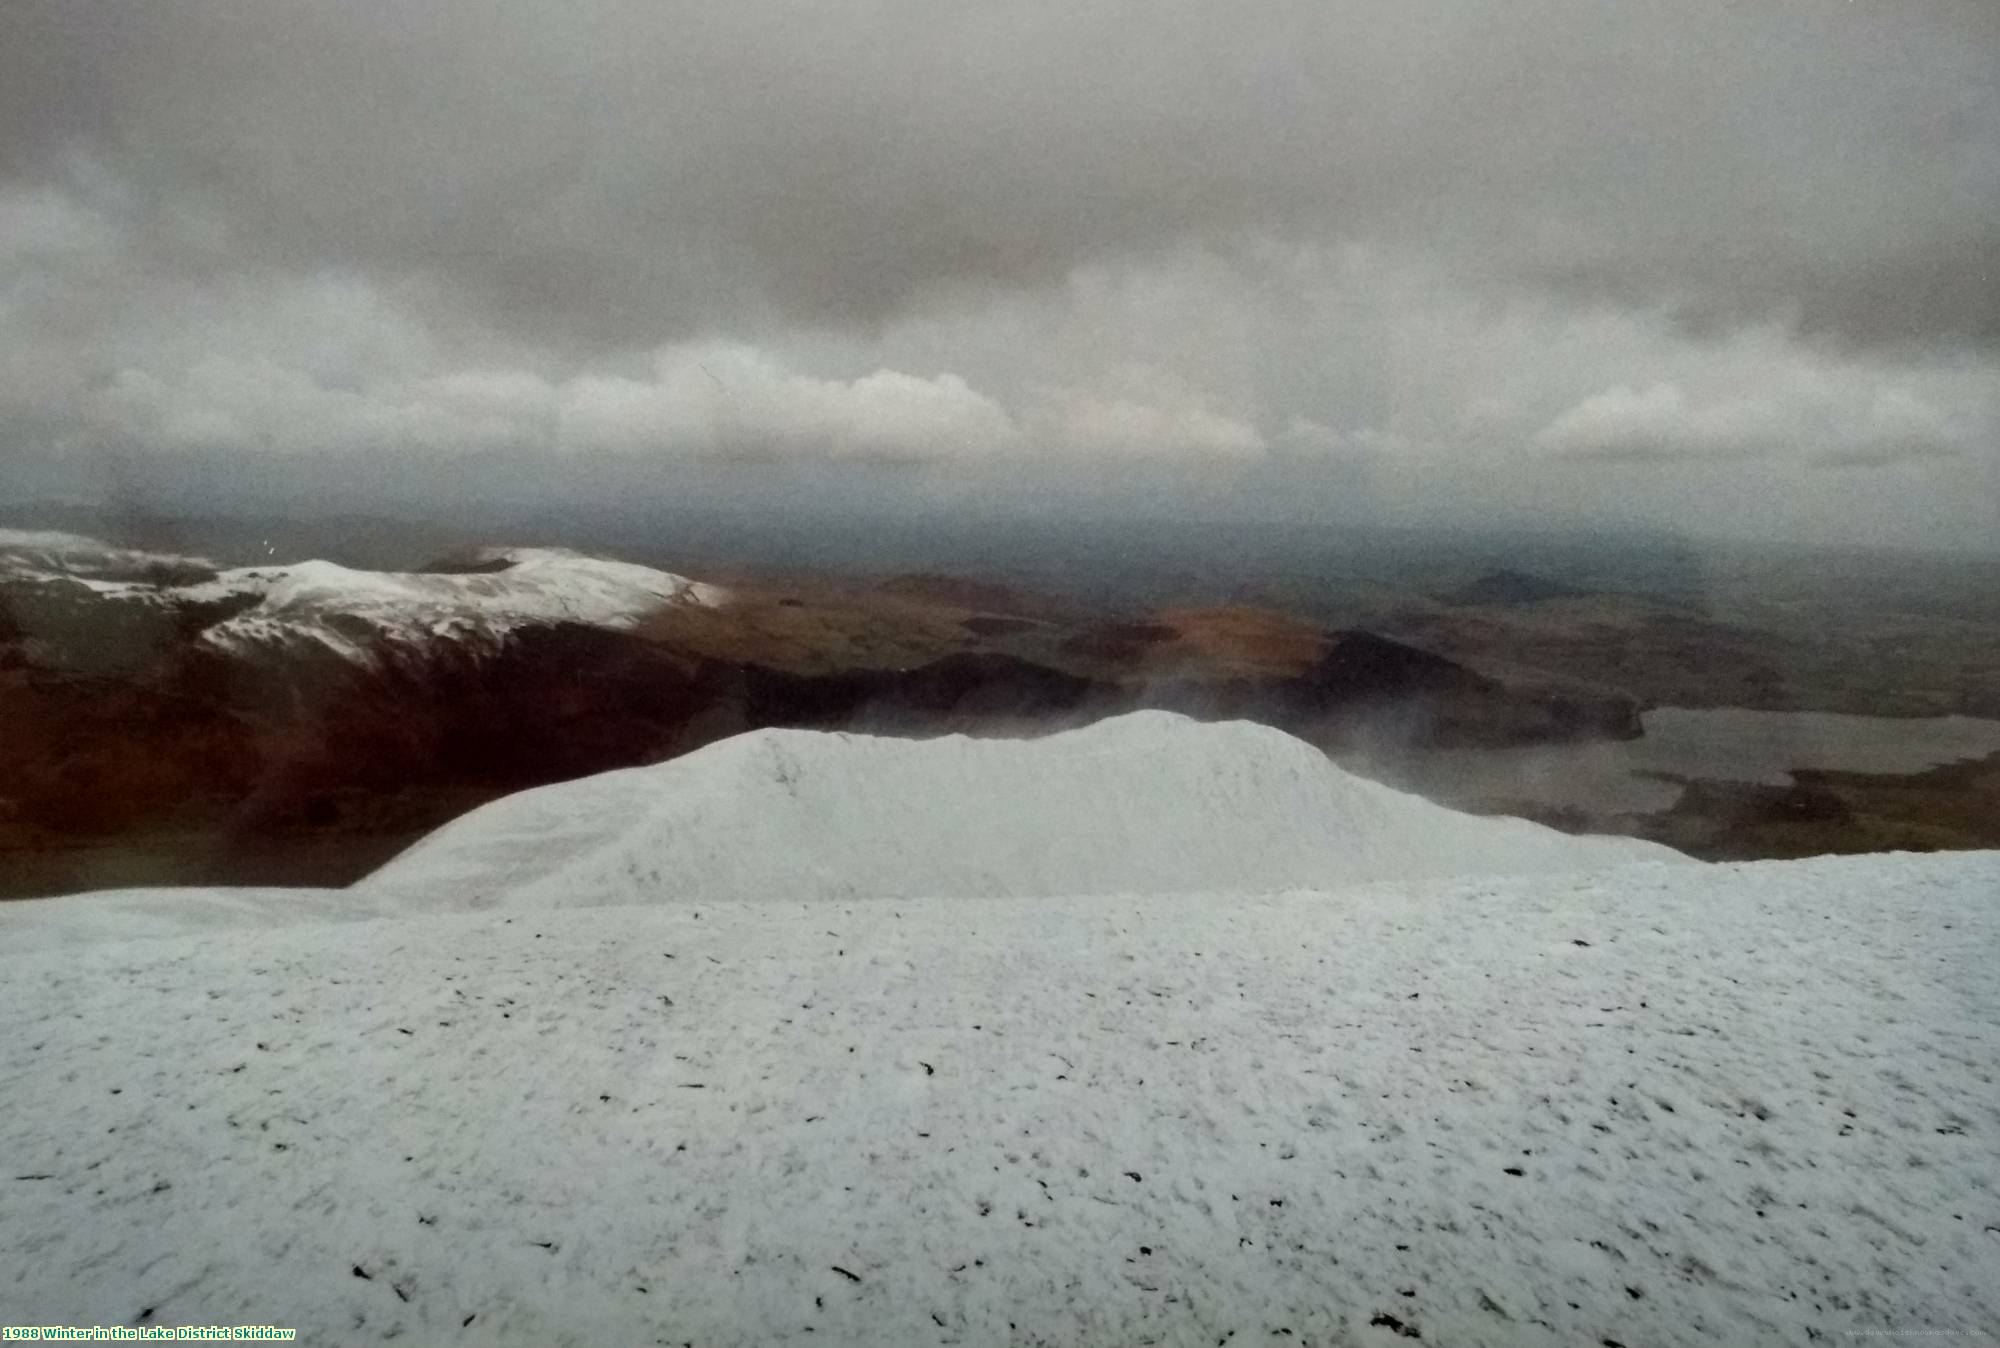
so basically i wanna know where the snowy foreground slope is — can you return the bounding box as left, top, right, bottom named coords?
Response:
left=2, top=716, right=1996, bottom=1345
left=5, top=857, right=1998, bottom=1345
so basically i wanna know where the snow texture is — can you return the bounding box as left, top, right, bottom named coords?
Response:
left=4, top=854, right=1997, bottom=1345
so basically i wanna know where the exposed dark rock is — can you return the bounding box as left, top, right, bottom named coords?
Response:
left=743, top=652, right=1122, bottom=731
left=414, top=554, right=517, bottom=575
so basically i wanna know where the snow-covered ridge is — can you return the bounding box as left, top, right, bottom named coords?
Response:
left=362, top=710, right=1684, bottom=910
left=0, top=527, right=218, bottom=586
left=0, top=531, right=726, bottom=661
left=187, top=547, right=726, bottom=659
left=0, top=712, right=1683, bottom=947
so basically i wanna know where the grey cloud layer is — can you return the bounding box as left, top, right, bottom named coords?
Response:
left=1, top=0, right=1997, bottom=546
left=8, top=0, right=1995, bottom=349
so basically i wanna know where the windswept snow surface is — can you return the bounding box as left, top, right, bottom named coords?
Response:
left=362, top=711, right=1683, bottom=910
left=3, top=850, right=1997, bottom=1346
left=0, top=886, right=384, bottom=953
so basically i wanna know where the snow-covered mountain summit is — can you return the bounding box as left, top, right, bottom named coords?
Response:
left=0, top=526, right=219, bottom=587
left=0, top=713, right=1684, bottom=948
left=186, top=547, right=725, bottom=659
left=0, top=530, right=725, bottom=662
left=365, top=710, right=1682, bottom=909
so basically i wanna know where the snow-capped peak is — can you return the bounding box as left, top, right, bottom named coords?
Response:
left=362, top=710, right=1685, bottom=909
left=192, top=546, right=725, bottom=659
left=0, top=528, right=219, bottom=588
left=1, top=531, right=725, bottom=662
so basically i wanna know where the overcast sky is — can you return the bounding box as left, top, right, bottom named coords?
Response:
left=2, top=0, right=1996, bottom=547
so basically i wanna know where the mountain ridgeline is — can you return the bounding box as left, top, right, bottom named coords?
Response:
left=0, top=533, right=1643, bottom=896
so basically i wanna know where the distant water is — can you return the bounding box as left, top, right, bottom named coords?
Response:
left=1357, top=708, right=2000, bottom=816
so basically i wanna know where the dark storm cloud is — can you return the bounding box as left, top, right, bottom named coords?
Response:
left=5, top=0, right=1995, bottom=351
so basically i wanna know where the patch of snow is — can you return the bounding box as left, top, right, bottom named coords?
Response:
left=2, top=849, right=1994, bottom=1344
left=26, top=574, right=160, bottom=599
left=0, top=527, right=114, bottom=554
left=0, top=528, right=217, bottom=583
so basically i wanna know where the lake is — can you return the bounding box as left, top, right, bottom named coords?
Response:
left=1352, top=707, right=2000, bottom=816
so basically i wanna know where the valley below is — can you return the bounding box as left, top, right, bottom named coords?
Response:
left=4, top=524, right=1999, bottom=897
left=1356, top=707, right=2000, bottom=862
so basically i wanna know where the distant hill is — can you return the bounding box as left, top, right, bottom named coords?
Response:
left=1445, top=568, right=1590, bottom=606
left=873, top=571, right=1068, bottom=617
